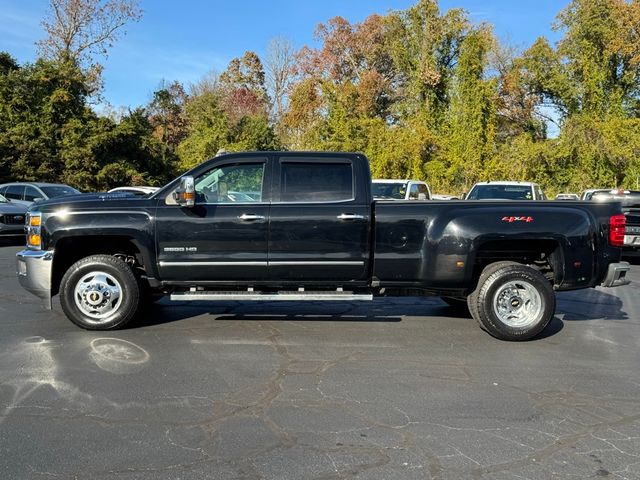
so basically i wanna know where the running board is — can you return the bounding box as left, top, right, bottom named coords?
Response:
left=170, top=291, right=373, bottom=302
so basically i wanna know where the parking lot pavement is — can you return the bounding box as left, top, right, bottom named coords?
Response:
left=1, top=244, right=639, bottom=480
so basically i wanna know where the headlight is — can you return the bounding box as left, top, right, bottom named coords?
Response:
left=26, top=211, right=42, bottom=250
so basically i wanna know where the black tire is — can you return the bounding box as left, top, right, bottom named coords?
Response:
left=441, top=297, right=471, bottom=316
left=467, top=262, right=555, bottom=341
left=60, top=254, right=141, bottom=330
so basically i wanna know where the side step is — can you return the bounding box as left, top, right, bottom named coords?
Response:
left=170, top=290, right=373, bottom=302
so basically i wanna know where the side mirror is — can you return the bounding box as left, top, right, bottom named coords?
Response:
left=173, top=176, right=195, bottom=207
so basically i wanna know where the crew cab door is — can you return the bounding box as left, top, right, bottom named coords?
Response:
left=156, top=157, right=271, bottom=281
left=268, top=155, right=371, bottom=282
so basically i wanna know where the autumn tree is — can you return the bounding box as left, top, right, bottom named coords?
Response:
left=177, top=56, right=280, bottom=170
left=146, top=80, right=188, bottom=172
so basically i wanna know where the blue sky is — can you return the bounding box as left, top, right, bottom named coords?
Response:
left=1, top=0, right=566, bottom=109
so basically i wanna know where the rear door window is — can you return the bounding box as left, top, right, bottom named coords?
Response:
left=418, top=184, right=430, bottom=199
left=280, top=162, right=353, bottom=202
left=408, top=184, right=420, bottom=199
left=6, top=185, right=24, bottom=200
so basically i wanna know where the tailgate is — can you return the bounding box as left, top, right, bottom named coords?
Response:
left=624, top=207, right=640, bottom=246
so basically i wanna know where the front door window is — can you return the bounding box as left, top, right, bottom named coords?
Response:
left=195, top=163, right=265, bottom=204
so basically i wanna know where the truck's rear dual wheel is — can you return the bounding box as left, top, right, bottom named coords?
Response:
left=467, top=262, right=555, bottom=341
left=60, top=255, right=140, bottom=330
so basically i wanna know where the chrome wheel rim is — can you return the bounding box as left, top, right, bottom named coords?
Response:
left=74, top=271, right=123, bottom=322
left=493, top=280, right=542, bottom=328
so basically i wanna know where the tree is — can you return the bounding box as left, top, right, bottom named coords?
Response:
left=147, top=80, right=188, bottom=170
left=37, top=0, right=142, bottom=71
left=444, top=27, right=498, bottom=188
left=176, top=61, right=280, bottom=170
left=0, top=57, right=91, bottom=183
left=384, top=0, right=469, bottom=126
left=219, top=52, right=270, bottom=125
left=492, top=44, right=546, bottom=141
left=522, top=0, right=640, bottom=120
left=265, top=37, right=297, bottom=123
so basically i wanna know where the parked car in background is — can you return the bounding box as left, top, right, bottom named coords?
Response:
left=372, top=179, right=432, bottom=200
left=589, top=189, right=640, bottom=253
left=555, top=193, right=579, bottom=200
left=465, top=181, right=546, bottom=200
left=0, top=193, right=27, bottom=240
left=108, top=186, right=160, bottom=197
left=0, top=182, right=80, bottom=206
left=580, top=188, right=607, bottom=200
left=432, top=194, right=459, bottom=200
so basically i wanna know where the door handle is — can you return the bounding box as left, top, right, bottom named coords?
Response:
left=337, top=213, right=365, bottom=221
left=238, top=213, right=265, bottom=221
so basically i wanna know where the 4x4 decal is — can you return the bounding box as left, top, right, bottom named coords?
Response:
left=502, top=216, right=534, bottom=223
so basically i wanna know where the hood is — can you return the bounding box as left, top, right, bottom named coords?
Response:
left=0, top=201, right=28, bottom=214
left=31, top=192, right=156, bottom=212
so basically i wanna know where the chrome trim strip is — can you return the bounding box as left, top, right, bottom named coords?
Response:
left=159, top=261, right=268, bottom=267
left=49, top=210, right=153, bottom=219
left=271, top=198, right=356, bottom=205
left=159, top=260, right=364, bottom=267
left=171, top=292, right=373, bottom=301
left=269, top=261, right=364, bottom=266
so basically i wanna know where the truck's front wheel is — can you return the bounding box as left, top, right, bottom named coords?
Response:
left=468, top=262, right=555, bottom=341
left=60, top=254, right=140, bottom=330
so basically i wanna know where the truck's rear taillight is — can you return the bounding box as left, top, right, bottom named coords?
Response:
left=609, top=214, right=626, bottom=247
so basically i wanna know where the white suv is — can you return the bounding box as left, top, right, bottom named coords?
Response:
left=465, top=181, right=546, bottom=200
left=372, top=179, right=432, bottom=200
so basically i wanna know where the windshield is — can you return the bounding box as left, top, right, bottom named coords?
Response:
left=590, top=190, right=640, bottom=207
left=371, top=183, right=407, bottom=199
left=467, top=184, right=533, bottom=200
left=0, top=194, right=7, bottom=203
left=40, top=185, right=81, bottom=198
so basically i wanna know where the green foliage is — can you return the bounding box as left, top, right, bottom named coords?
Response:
left=177, top=55, right=280, bottom=170
left=282, top=0, right=640, bottom=195
left=442, top=27, right=497, bottom=188
left=0, top=57, right=175, bottom=190
left=3, top=0, right=640, bottom=196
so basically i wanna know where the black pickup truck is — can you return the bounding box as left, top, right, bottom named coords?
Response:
left=16, top=152, right=630, bottom=340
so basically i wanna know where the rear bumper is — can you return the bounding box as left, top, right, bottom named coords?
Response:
left=16, top=249, right=54, bottom=309
left=601, top=262, right=631, bottom=288
left=624, top=234, right=640, bottom=249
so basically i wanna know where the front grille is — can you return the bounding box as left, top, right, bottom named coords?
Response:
left=1, top=214, right=26, bottom=225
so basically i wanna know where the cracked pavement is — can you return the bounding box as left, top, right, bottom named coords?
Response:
left=1, top=243, right=639, bottom=479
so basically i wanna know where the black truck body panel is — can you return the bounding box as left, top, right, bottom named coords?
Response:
left=25, top=152, right=624, bottom=298
left=373, top=201, right=620, bottom=291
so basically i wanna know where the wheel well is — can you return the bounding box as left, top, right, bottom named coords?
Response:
left=52, top=236, right=146, bottom=295
left=472, top=239, right=563, bottom=289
